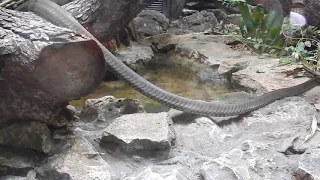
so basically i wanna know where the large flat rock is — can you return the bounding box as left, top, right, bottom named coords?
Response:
left=101, top=112, right=175, bottom=152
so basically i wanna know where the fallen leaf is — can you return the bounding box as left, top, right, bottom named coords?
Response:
left=303, top=115, right=318, bottom=143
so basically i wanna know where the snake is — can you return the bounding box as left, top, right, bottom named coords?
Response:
left=13, top=0, right=319, bottom=117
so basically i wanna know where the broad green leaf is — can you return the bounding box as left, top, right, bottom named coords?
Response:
left=239, top=2, right=254, bottom=36
left=267, top=11, right=284, bottom=39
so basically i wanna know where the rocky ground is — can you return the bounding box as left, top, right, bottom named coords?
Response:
left=0, top=7, right=320, bottom=180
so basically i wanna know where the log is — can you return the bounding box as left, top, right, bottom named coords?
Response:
left=0, top=0, right=156, bottom=127
left=0, top=8, right=106, bottom=127
left=62, top=0, right=155, bottom=41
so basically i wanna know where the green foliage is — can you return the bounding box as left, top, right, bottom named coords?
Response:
left=236, top=2, right=285, bottom=54
left=279, top=27, right=320, bottom=67
left=218, top=0, right=319, bottom=70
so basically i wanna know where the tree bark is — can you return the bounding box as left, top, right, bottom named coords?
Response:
left=62, top=0, right=155, bottom=41
left=0, top=0, right=155, bottom=127
left=0, top=8, right=106, bottom=127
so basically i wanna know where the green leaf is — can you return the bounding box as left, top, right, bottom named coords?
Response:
left=254, top=43, right=260, bottom=49
left=239, top=2, right=255, bottom=36
left=252, top=5, right=265, bottom=32
left=237, top=17, right=247, bottom=37
left=267, top=11, right=284, bottom=39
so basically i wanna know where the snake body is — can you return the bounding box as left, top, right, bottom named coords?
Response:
left=17, top=0, right=319, bottom=117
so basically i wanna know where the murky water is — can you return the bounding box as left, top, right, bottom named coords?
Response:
left=70, top=61, right=234, bottom=113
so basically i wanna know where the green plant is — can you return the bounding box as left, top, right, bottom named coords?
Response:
left=218, top=0, right=319, bottom=70
left=279, top=26, right=320, bottom=66
left=239, top=3, right=285, bottom=54
left=218, top=0, right=285, bottom=54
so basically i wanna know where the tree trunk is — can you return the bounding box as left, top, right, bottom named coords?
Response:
left=0, top=8, right=106, bottom=127
left=62, top=0, right=156, bottom=41
left=0, top=0, right=155, bottom=127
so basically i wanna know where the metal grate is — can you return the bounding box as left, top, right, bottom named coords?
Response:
left=146, top=0, right=163, bottom=13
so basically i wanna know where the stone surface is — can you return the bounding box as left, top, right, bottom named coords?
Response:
left=116, top=42, right=154, bottom=71
left=123, top=165, right=191, bottom=180
left=0, top=176, right=26, bottom=180
left=36, top=137, right=111, bottom=180
left=132, top=10, right=170, bottom=37
left=1, top=27, right=319, bottom=180
left=232, top=54, right=315, bottom=94
left=172, top=97, right=317, bottom=180
left=169, top=10, right=219, bottom=34
left=79, top=96, right=145, bottom=123
left=0, top=121, right=52, bottom=153
left=101, top=112, right=175, bottom=152
left=296, top=148, right=320, bottom=179
left=149, top=33, right=250, bottom=66
left=0, top=147, right=46, bottom=177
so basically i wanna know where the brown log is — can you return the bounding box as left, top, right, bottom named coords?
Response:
left=0, top=8, right=106, bottom=127
left=62, top=0, right=155, bottom=41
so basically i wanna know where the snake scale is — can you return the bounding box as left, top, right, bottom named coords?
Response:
left=15, top=0, right=319, bottom=117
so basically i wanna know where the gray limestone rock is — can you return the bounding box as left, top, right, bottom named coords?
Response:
left=79, top=96, right=145, bottom=124
left=0, top=147, right=46, bottom=178
left=116, top=42, right=155, bottom=71
left=123, top=165, right=191, bottom=180
left=101, top=112, right=175, bottom=152
left=0, top=176, right=26, bottom=180
left=132, top=10, right=170, bottom=37
left=173, top=97, right=317, bottom=180
left=170, top=10, right=219, bottom=34
left=36, top=137, right=111, bottom=180
left=0, top=121, right=52, bottom=153
left=296, top=148, right=320, bottom=179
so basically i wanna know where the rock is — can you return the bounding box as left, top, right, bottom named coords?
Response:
left=0, top=121, right=52, bottom=153
left=79, top=96, right=145, bottom=123
left=66, top=105, right=78, bottom=115
left=149, top=33, right=248, bottom=66
left=296, top=149, right=320, bottom=179
left=0, top=176, right=26, bottom=180
left=123, top=165, right=191, bottom=180
left=116, top=98, right=146, bottom=115
left=168, top=109, right=200, bottom=123
left=172, top=97, right=317, bottom=180
left=101, top=112, right=175, bottom=153
left=36, top=137, right=111, bottom=180
left=185, top=1, right=217, bottom=10
left=64, top=105, right=79, bottom=121
left=231, top=54, right=312, bottom=95
left=116, top=42, right=154, bottom=71
left=169, top=10, right=218, bottom=34
left=182, top=8, right=198, bottom=16
left=132, top=10, right=170, bottom=37
left=206, top=9, right=228, bottom=22
left=26, top=169, right=37, bottom=180
left=0, top=147, right=46, bottom=177
left=225, top=14, right=242, bottom=25
left=200, top=149, right=297, bottom=180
